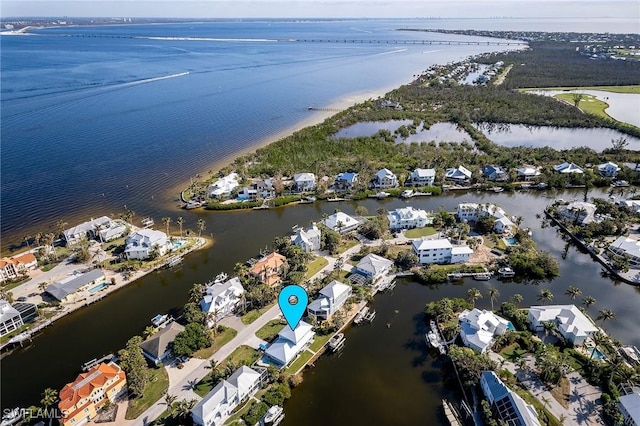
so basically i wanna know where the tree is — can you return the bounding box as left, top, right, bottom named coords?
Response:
left=487, top=287, right=500, bottom=311
left=117, top=335, right=148, bottom=398
left=565, top=286, right=582, bottom=301
left=320, top=225, right=341, bottom=255
left=171, top=323, right=212, bottom=358
left=467, top=287, right=482, bottom=308
left=40, top=387, right=58, bottom=412
left=143, top=326, right=157, bottom=339
left=611, top=136, right=629, bottom=153
left=542, top=320, right=557, bottom=341
left=571, top=93, right=584, bottom=108
left=44, top=232, right=57, bottom=259
left=537, top=288, right=554, bottom=305
left=596, top=309, right=616, bottom=331
left=197, top=219, right=206, bottom=237
left=189, top=283, right=206, bottom=303
left=511, top=293, right=523, bottom=307
left=56, top=219, right=68, bottom=241
left=354, top=205, right=369, bottom=216
left=174, top=399, right=197, bottom=422
left=176, top=217, right=185, bottom=237
left=183, top=302, right=205, bottom=325
left=162, top=217, right=171, bottom=236
left=164, top=393, right=177, bottom=415
left=582, top=295, right=597, bottom=311
left=590, top=330, right=607, bottom=360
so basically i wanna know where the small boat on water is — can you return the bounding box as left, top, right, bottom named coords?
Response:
left=498, top=267, right=516, bottom=278
left=328, top=333, right=346, bottom=352
left=260, top=405, right=284, bottom=426
left=491, top=186, right=504, bottom=193
left=612, top=180, right=630, bottom=187
left=473, top=272, right=492, bottom=281
left=401, top=189, right=414, bottom=198
left=151, top=314, right=173, bottom=328
left=298, top=196, right=316, bottom=204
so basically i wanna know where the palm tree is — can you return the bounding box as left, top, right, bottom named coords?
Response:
left=162, top=217, right=171, bottom=236
left=596, top=309, right=616, bottom=331
left=565, top=286, right=582, bottom=301
left=590, top=330, right=607, bottom=360
left=189, top=283, right=205, bottom=303
left=197, top=219, right=206, bottom=237
left=164, top=393, right=177, bottom=414
left=488, top=287, right=500, bottom=311
left=205, top=359, right=219, bottom=372
left=467, top=287, right=482, bottom=308
left=176, top=217, right=184, bottom=237
left=143, top=326, right=157, bottom=339
left=537, top=288, right=554, bottom=305
left=44, top=232, right=57, bottom=259
left=511, top=293, right=523, bottom=307
left=542, top=320, right=557, bottom=341
left=582, top=296, right=596, bottom=311
left=41, top=387, right=59, bottom=425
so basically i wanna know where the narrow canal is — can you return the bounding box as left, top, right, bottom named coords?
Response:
left=3, top=188, right=639, bottom=420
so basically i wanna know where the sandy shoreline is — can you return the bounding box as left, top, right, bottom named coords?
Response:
left=166, top=84, right=400, bottom=200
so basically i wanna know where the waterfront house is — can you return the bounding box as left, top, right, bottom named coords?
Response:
left=608, top=235, right=640, bottom=268
left=139, top=321, right=185, bottom=366
left=200, top=277, right=245, bottom=324
left=239, top=178, right=276, bottom=201
left=353, top=253, right=394, bottom=284
left=124, top=229, right=172, bottom=260
left=209, top=172, right=240, bottom=199
left=412, top=238, right=473, bottom=265
left=45, top=269, right=106, bottom=303
left=554, top=162, right=584, bottom=174
left=58, top=362, right=127, bottom=426
left=408, top=168, right=436, bottom=186
left=0, top=252, right=38, bottom=283
left=482, top=165, right=509, bottom=182
left=617, top=199, right=640, bottom=216
left=598, top=161, right=621, bottom=178
left=480, top=371, right=541, bottom=426
left=12, top=302, right=38, bottom=324
left=335, top=172, right=359, bottom=190
left=456, top=203, right=516, bottom=234
left=444, top=165, right=472, bottom=184
left=293, top=173, right=316, bottom=192
left=0, top=299, right=24, bottom=337
left=458, top=308, right=512, bottom=353
left=559, top=201, right=597, bottom=225
left=378, top=99, right=402, bottom=109
left=373, top=168, right=399, bottom=189
left=321, top=212, right=360, bottom=234
left=63, top=216, right=117, bottom=245
left=291, top=223, right=321, bottom=253
left=619, top=391, right=640, bottom=426
left=264, top=321, right=315, bottom=367
left=250, top=252, right=287, bottom=287
left=96, top=220, right=127, bottom=242
left=387, top=206, right=432, bottom=230
left=191, top=365, right=263, bottom=426
left=307, top=280, right=352, bottom=321
left=516, top=165, right=541, bottom=181
left=528, top=305, right=598, bottom=346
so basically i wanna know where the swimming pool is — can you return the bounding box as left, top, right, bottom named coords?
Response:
left=586, top=344, right=607, bottom=360
left=507, top=322, right=516, bottom=331
left=172, top=241, right=184, bottom=248
left=505, top=237, right=518, bottom=246
left=88, top=282, right=108, bottom=294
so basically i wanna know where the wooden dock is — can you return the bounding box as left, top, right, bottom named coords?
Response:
left=353, top=306, right=376, bottom=325
left=82, top=353, right=115, bottom=371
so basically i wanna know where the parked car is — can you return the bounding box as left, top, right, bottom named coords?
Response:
left=16, top=296, right=27, bottom=302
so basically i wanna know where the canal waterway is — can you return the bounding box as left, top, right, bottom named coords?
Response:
left=3, top=188, right=639, bottom=417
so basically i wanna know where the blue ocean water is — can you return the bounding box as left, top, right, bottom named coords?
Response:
left=1, top=20, right=518, bottom=246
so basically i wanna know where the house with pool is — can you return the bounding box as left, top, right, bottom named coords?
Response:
left=45, top=269, right=106, bottom=303
left=528, top=305, right=598, bottom=346
left=458, top=308, right=513, bottom=353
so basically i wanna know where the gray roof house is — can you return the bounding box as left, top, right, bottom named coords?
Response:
left=0, top=299, right=24, bottom=337
left=619, top=391, right=640, bottom=426
left=291, top=223, right=321, bottom=253
left=480, top=371, right=541, bottom=426
left=483, top=165, right=509, bottom=182
left=63, top=216, right=114, bottom=245
left=353, top=253, right=394, bottom=283
left=307, top=280, right=352, bottom=321
left=139, top=322, right=185, bottom=365
left=45, top=269, right=106, bottom=303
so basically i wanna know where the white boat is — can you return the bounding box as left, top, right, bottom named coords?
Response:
left=473, top=273, right=492, bottom=281
left=260, top=405, right=285, bottom=426
left=151, top=314, right=173, bottom=328
left=498, top=267, right=515, bottom=278
left=376, top=191, right=390, bottom=199
left=536, top=182, right=548, bottom=189
left=165, top=255, right=182, bottom=268
left=213, top=272, right=228, bottom=284
left=612, top=180, right=629, bottom=187
left=491, top=186, right=504, bottom=193
left=328, top=333, right=346, bottom=352
left=401, top=189, right=414, bottom=198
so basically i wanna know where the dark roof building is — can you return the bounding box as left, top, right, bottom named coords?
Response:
left=139, top=322, right=185, bottom=365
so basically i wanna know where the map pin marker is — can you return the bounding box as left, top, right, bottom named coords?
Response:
left=278, top=285, right=308, bottom=330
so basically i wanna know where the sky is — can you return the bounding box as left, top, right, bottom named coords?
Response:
left=2, top=0, right=639, bottom=19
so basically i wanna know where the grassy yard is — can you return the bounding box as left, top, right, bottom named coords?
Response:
left=194, top=345, right=261, bottom=397
left=0, top=323, right=30, bottom=344
left=513, top=384, right=562, bottom=426
left=404, top=227, right=437, bottom=238
left=256, top=319, right=285, bottom=342
left=223, top=398, right=254, bottom=425
left=521, top=85, right=640, bottom=94
left=309, top=334, right=332, bottom=352
left=550, top=377, right=570, bottom=409
left=125, top=367, right=169, bottom=420
left=241, top=303, right=275, bottom=325
left=555, top=93, right=613, bottom=120
left=193, top=327, right=238, bottom=359
left=337, top=239, right=359, bottom=255
left=285, top=349, right=315, bottom=375
left=500, top=343, right=527, bottom=362
left=304, top=256, right=329, bottom=280
left=2, top=277, right=32, bottom=291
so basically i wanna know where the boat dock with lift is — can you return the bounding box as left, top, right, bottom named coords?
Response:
left=81, top=353, right=115, bottom=372
left=353, top=306, right=376, bottom=325
left=328, top=333, right=346, bottom=352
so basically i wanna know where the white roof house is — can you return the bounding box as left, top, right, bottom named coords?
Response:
left=554, top=162, right=584, bottom=174
left=0, top=299, right=24, bottom=337
left=445, top=165, right=472, bottom=183
left=353, top=253, right=394, bottom=283
left=619, top=392, right=640, bottom=426
left=609, top=236, right=640, bottom=268
left=597, top=161, right=620, bottom=177
left=307, top=280, right=352, bottom=321
left=480, top=371, right=542, bottom=426
left=387, top=207, right=432, bottom=230
left=200, top=277, right=245, bottom=323
left=409, top=168, right=436, bottom=186
left=209, top=172, right=240, bottom=198
left=124, top=229, right=172, bottom=260
left=528, top=305, right=598, bottom=345
left=264, top=321, right=315, bottom=367
left=459, top=309, right=512, bottom=353
left=191, top=366, right=262, bottom=426
left=321, top=212, right=360, bottom=234
left=456, top=203, right=516, bottom=234
left=63, top=216, right=116, bottom=245
left=373, top=168, right=398, bottom=189
left=413, top=238, right=472, bottom=264
left=293, top=173, right=316, bottom=191
left=559, top=201, right=597, bottom=225
left=517, top=165, right=541, bottom=181
left=291, top=223, right=321, bottom=252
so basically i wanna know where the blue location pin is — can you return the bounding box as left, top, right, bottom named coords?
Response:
left=278, top=285, right=308, bottom=330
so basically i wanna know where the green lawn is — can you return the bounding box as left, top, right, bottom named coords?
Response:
left=513, top=385, right=562, bottom=426
left=256, top=319, right=285, bottom=342
left=2, top=277, right=31, bottom=291
left=500, top=343, right=527, bottom=362
left=309, top=334, right=332, bottom=352
left=337, top=239, right=359, bottom=254
left=304, top=257, right=329, bottom=280
left=521, top=85, right=640, bottom=94
left=0, top=323, right=30, bottom=344
left=285, top=350, right=315, bottom=375
left=125, top=367, right=169, bottom=420
left=241, top=303, right=275, bottom=325
left=193, top=327, right=238, bottom=359
left=554, top=93, right=613, bottom=120
left=223, top=398, right=254, bottom=425
left=404, top=227, right=437, bottom=238
left=194, top=345, right=261, bottom=397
